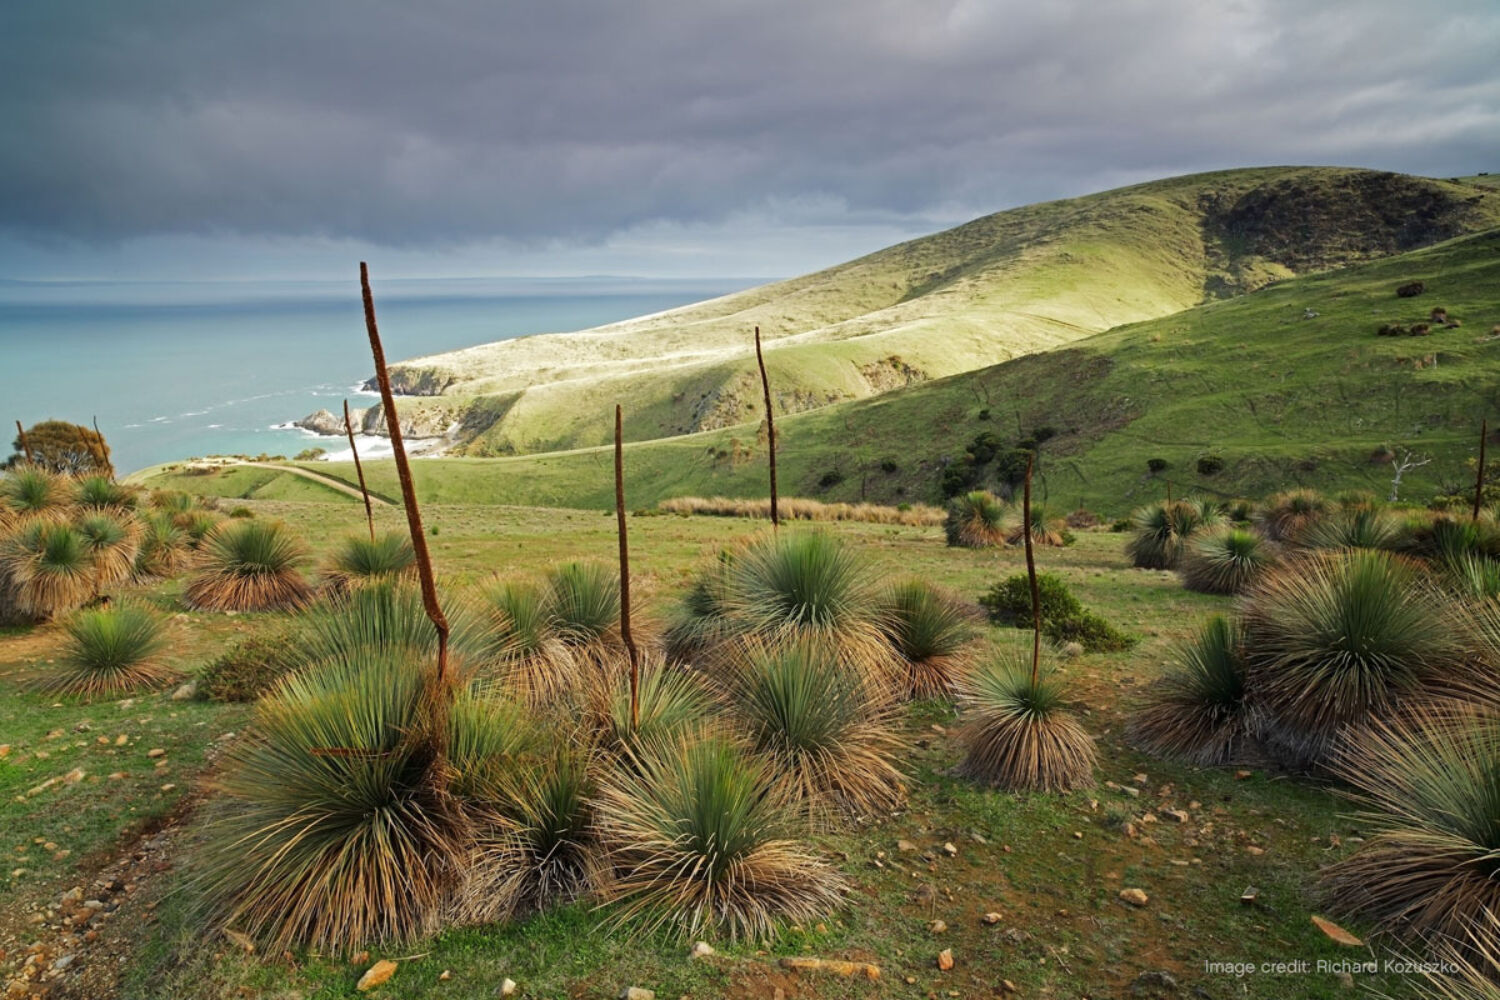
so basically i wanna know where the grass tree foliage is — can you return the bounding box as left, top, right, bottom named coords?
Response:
left=1129, top=615, right=1255, bottom=765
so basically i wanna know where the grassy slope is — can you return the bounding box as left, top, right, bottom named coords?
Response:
left=0, top=502, right=1422, bottom=999
left=376, top=168, right=1500, bottom=456
left=150, top=225, right=1495, bottom=517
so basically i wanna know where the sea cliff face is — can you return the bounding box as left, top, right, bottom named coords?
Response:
left=293, top=402, right=456, bottom=440
left=359, top=365, right=458, bottom=396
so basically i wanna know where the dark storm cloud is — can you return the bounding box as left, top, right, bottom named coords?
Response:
left=3, top=0, right=1497, bottom=247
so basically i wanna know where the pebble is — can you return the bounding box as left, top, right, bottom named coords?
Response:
left=928, top=919, right=947, bottom=934
left=499, top=978, right=517, bottom=996
left=620, top=989, right=654, bottom=1000
left=690, top=941, right=714, bottom=958
left=941, top=842, right=957, bottom=856
left=936, top=948, right=954, bottom=971
left=981, top=912, right=1002, bottom=924
left=145, top=749, right=165, bottom=759
left=1119, top=888, right=1150, bottom=907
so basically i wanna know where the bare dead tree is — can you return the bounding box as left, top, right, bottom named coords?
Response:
left=14, top=421, right=33, bottom=464
left=615, top=404, right=640, bottom=729
left=1476, top=419, right=1489, bottom=521
left=343, top=399, right=376, bottom=541
left=1388, top=450, right=1432, bottom=503
left=361, top=263, right=451, bottom=688
left=1024, top=452, right=1042, bottom=686
left=754, top=326, right=779, bottom=528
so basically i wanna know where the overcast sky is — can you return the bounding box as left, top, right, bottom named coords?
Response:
left=2, top=0, right=1497, bottom=283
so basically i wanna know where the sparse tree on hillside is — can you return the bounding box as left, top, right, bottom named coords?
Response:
left=7, top=420, right=114, bottom=476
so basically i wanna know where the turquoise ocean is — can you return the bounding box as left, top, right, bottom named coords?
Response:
left=0, top=277, right=750, bottom=475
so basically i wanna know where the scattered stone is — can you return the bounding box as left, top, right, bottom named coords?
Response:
left=1119, top=888, right=1150, bottom=907
left=1246, top=845, right=1264, bottom=856
left=1132, top=970, right=1178, bottom=992
left=145, top=749, right=166, bottom=759
left=499, top=978, right=517, bottom=995
left=51, top=955, right=76, bottom=973
left=1001, top=980, right=1018, bottom=993
left=356, top=959, right=398, bottom=991
left=981, top=912, right=1002, bottom=925
left=115, top=735, right=128, bottom=746
left=1164, top=808, right=1189, bottom=823
left=777, top=957, right=879, bottom=980
left=690, top=941, right=714, bottom=959
left=1132, top=773, right=1148, bottom=785
left=438, top=970, right=451, bottom=981
left=897, top=840, right=917, bottom=852
left=170, top=681, right=198, bottom=701
left=928, top=919, right=947, bottom=934
left=619, top=988, right=654, bottom=1000
left=941, top=842, right=957, bottom=856
left=0, top=745, right=9, bottom=758
left=936, top=948, right=954, bottom=971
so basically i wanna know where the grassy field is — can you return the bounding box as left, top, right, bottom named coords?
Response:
left=0, top=499, right=1433, bottom=999
left=348, top=168, right=1500, bottom=458
left=139, top=223, right=1500, bottom=518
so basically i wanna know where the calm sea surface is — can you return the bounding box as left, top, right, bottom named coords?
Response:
left=0, top=277, right=750, bottom=474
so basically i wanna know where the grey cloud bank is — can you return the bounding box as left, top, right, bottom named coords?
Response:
left=2, top=0, right=1497, bottom=279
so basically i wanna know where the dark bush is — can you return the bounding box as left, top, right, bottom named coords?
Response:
left=976, top=408, right=991, bottom=421
left=1196, top=454, right=1225, bottom=476
left=1110, top=518, right=1131, bottom=533
left=817, top=470, right=845, bottom=489
left=199, top=633, right=301, bottom=702
left=1430, top=307, right=1448, bottom=322
left=1410, top=323, right=1431, bottom=336
left=979, top=574, right=1134, bottom=653
left=1147, top=457, right=1168, bottom=474
left=1031, top=426, right=1057, bottom=445
left=229, top=506, right=255, bottom=519
left=940, top=465, right=976, bottom=498
left=1065, top=509, right=1100, bottom=529
left=967, top=432, right=1003, bottom=465
left=994, top=448, right=1034, bottom=488
left=1376, top=324, right=1406, bottom=337
left=879, top=459, right=899, bottom=474
left=1396, top=281, right=1425, bottom=298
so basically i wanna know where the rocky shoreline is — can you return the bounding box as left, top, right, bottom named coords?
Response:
left=291, top=403, right=457, bottom=452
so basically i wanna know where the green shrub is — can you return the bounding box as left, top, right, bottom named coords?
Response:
left=979, top=573, right=1133, bottom=653
left=1196, top=454, right=1225, bottom=476
left=1146, top=458, right=1168, bottom=474
left=199, top=632, right=302, bottom=702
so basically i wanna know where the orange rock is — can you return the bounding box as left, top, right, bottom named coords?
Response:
left=356, top=959, right=398, bottom=991
left=936, top=948, right=954, bottom=971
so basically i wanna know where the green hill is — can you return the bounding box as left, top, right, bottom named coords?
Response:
left=364, top=167, right=1500, bottom=457
left=150, top=223, right=1500, bottom=515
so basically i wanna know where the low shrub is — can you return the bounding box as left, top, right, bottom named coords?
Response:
left=979, top=573, right=1133, bottom=653
left=198, top=632, right=302, bottom=702
left=1146, top=458, right=1168, bottom=474
left=1196, top=454, right=1225, bottom=476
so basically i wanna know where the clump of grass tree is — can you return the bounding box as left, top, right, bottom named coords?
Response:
left=1126, top=499, right=1211, bottom=570
left=1179, top=525, right=1276, bottom=594
left=1255, top=488, right=1329, bottom=542
left=1129, top=616, right=1255, bottom=765
left=944, top=490, right=1007, bottom=548
left=0, top=519, right=96, bottom=620
left=320, top=530, right=416, bottom=596
left=44, top=603, right=175, bottom=696
left=184, top=519, right=312, bottom=612
left=878, top=579, right=981, bottom=699
left=596, top=732, right=847, bottom=941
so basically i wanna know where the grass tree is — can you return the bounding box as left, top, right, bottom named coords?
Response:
left=1126, top=499, right=1210, bottom=570
left=132, top=512, right=192, bottom=581
left=1255, top=488, right=1328, bottom=542
left=1129, top=616, right=1255, bottom=765
left=582, top=654, right=715, bottom=759
left=320, top=531, right=417, bottom=595
left=75, top=510, right=141, bottom=594
left=1293, top=504, right=1404, bottom=551
left=477, top=578, right=580, bottom=704
left=722, top=639, right=905, bottom=821
left=1179, top=526, right=1275, bottom=595
left=45, top=604, right=175, bottom=696
left=0, top=519, right=96, bottom=620
left=1321, top=709, right=1500, bottom=962
left=597, top=732, right=847, bottom=941
left=184, top=519, right=312, bottom=612
left=1004, top=503, right=1070, bottom=547
left=944, top=490, right=1007, bottom=548
left=0, top=465, right=69, bottom=521
left=878, top=578, right=981, bottom=699
left=958, top=454, right=1095, bottom=791
left=1239, top=549, right=1460, bottom=768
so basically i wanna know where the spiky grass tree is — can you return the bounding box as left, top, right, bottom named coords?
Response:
left=956, top=653, right=1096, bottom=792
left=878, top=579, right=981, bottom=699
left=477, top=578, right=579, bottom=704
left=1180, top=526, right=1276, bottom=595
left=1004, top=503, right=1069, bottom=547
left=45, top=604, right=175, bottom=696
left=0, top=465, right=69, bottom=521
left=582, top=655, right=715, bottom=758
left=944, top=490, right=1007, bottom=548
left=200, top=650, right=527, bottom=950
left=1126, top=500, right=1207, bottom=570
left=1449, top=554, right=1500, bottom=600
left=1404, top=512, right=1500, bottom=566
left=132, top=512, right=191, bottom=581
left=1129, top=616, right=1255, bottom=765
left=1293, top=505, right=1404, bottom=551
left=1321, top=710, right=1500, bottom=961
left=1255, top=488, right=1329, bottom=542
left=184, top=519, right=312, bottom=612
left=662, top=550, right=738, bottom=661
left=74, top=475, right=139, bottom=512
left=298, top=580, right=481, bottom=666
left=0, top=520, right=96, bottom=620
left=457, top=744, right=601, bottom=923
left=597, top=732, right=847, bottom=941
left=320, top=531, right=417, bottom=596
left=717, top=530, right=896, bottom=688
left=1239, top=550, right=1460, bottom=769
left=545, top=561, right=621, bottom=652
left=724, top=640, right=905, bottom=821
left=177, top=509, right=223, bottom=549
left=75, top=510, right=141, bottom=594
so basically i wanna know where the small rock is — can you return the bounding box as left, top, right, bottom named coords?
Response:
left=941, top=842, right=957, bottom=856
left=115, top=735, right=128, bottom=747
left=1060, top=641, right=1084, bottom=658
left=928, top=919, right=947, bottom=933
left=438, top=970, right=451, bottom=981
left=690, top=941, right=714, bottom=959
left=1132, top=970, right=1178, bottom=991
left=1246, top=845, right=1264, bottom=856
left=145, top=749, right=166, bottom=759
left=499, top=978, right=517, bottom=996
left=1119, top=888, right=1150, bottom=907
left=981, top=912, right=1002, bottom=924
left=1001, top=980, right=1018, bottom=994
left=619, top=989, right=655, bottom=1000
left=63, top=768, right=86, bottom=785
left=51, top=955, right=76, bottom=972
left=1164, top=808, right=1189, bottom=823
left=356, top=959, right=398, bottom=991
left=1132, top=773, right=1148, bottom=785
left=170, top=681, right=198, bottom=701
left=936, top=948, right=954, bottom=971
left=1234, top=769, right=1252, bottom=780
left=897, top=840, right=917, bottom=852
